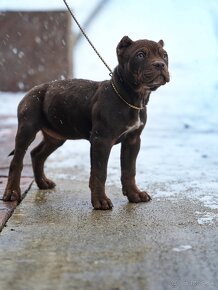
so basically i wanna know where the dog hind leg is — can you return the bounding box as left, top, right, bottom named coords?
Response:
left=31, top=133, right=65, bottom=189
left=3, top=124, right=39, bottom=202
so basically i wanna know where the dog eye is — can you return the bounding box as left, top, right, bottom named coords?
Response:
left=163, top=52, right=168, bottom=60
left=137, top=52, right=145, bottom=59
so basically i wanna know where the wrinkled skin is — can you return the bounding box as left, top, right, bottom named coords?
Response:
left=3, top=36, right=170, bottom=210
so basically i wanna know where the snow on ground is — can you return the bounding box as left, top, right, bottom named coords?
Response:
left=0, top=1, right=218, bottom=222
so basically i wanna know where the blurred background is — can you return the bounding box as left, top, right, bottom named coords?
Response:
left=0, top=0, right=218, bottom=209
left=1, top=0, right=218, bottom=94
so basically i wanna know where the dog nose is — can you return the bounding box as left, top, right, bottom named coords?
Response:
left=152, top=61, right=165, bottom=70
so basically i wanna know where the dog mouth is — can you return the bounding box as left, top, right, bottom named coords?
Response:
left=148, top=72, right=170, bottom=91
left=149, top=76, right=165, bottom=90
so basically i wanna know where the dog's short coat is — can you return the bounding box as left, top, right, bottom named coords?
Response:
left=3, top=36, right=170, bottom=209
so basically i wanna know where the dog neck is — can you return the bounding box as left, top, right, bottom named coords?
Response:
left=112, top=66, right=151, bottom=109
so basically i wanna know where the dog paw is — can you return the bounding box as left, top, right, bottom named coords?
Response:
left=37, top=178, right=56, bottom=190
left=2, top=189, right=21, bottom=202
left=127, top=191, right=152, bottom=203
left=92, top=196, right=113, bottom=210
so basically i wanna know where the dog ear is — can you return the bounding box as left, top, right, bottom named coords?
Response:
left=117, top=36, right=133, bottom=56
left=158, top=39, right=164, bottom=47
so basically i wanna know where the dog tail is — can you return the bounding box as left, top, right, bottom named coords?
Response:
left=8, top=149, right=15, bottom=157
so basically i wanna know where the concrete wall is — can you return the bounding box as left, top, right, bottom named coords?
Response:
left=0, top=11, right=73, bottom=92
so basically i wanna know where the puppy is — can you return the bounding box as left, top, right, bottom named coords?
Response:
left=3, top=36, right=170, bottom=209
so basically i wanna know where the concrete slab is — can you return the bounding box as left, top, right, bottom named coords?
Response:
left=0, top=180, right=217, bottom=290
left=0, top=177, right=33, bottom=231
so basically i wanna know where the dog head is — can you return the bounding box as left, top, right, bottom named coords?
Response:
left=117, top=36, right=170, bottom=91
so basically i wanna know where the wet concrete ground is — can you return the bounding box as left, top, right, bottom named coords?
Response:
left=0, top=180, right=217, bottom=290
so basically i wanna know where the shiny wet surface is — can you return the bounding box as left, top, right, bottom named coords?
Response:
left=0, top=180, right=217, bottom=290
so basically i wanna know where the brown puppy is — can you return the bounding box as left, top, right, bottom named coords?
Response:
left=3, top=36, right=170, bottom=209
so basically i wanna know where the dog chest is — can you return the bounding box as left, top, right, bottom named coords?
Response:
left=119, top=112, right=144, bottom=138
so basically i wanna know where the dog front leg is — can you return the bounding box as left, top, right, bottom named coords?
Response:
left=89, top=135, right=113, bottom=210
left=121, top=135, right=151, bottom=203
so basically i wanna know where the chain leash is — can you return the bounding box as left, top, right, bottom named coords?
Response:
left=63, top=0, right=113, bottom=76
left=63, top=0, right=145, bottom=110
